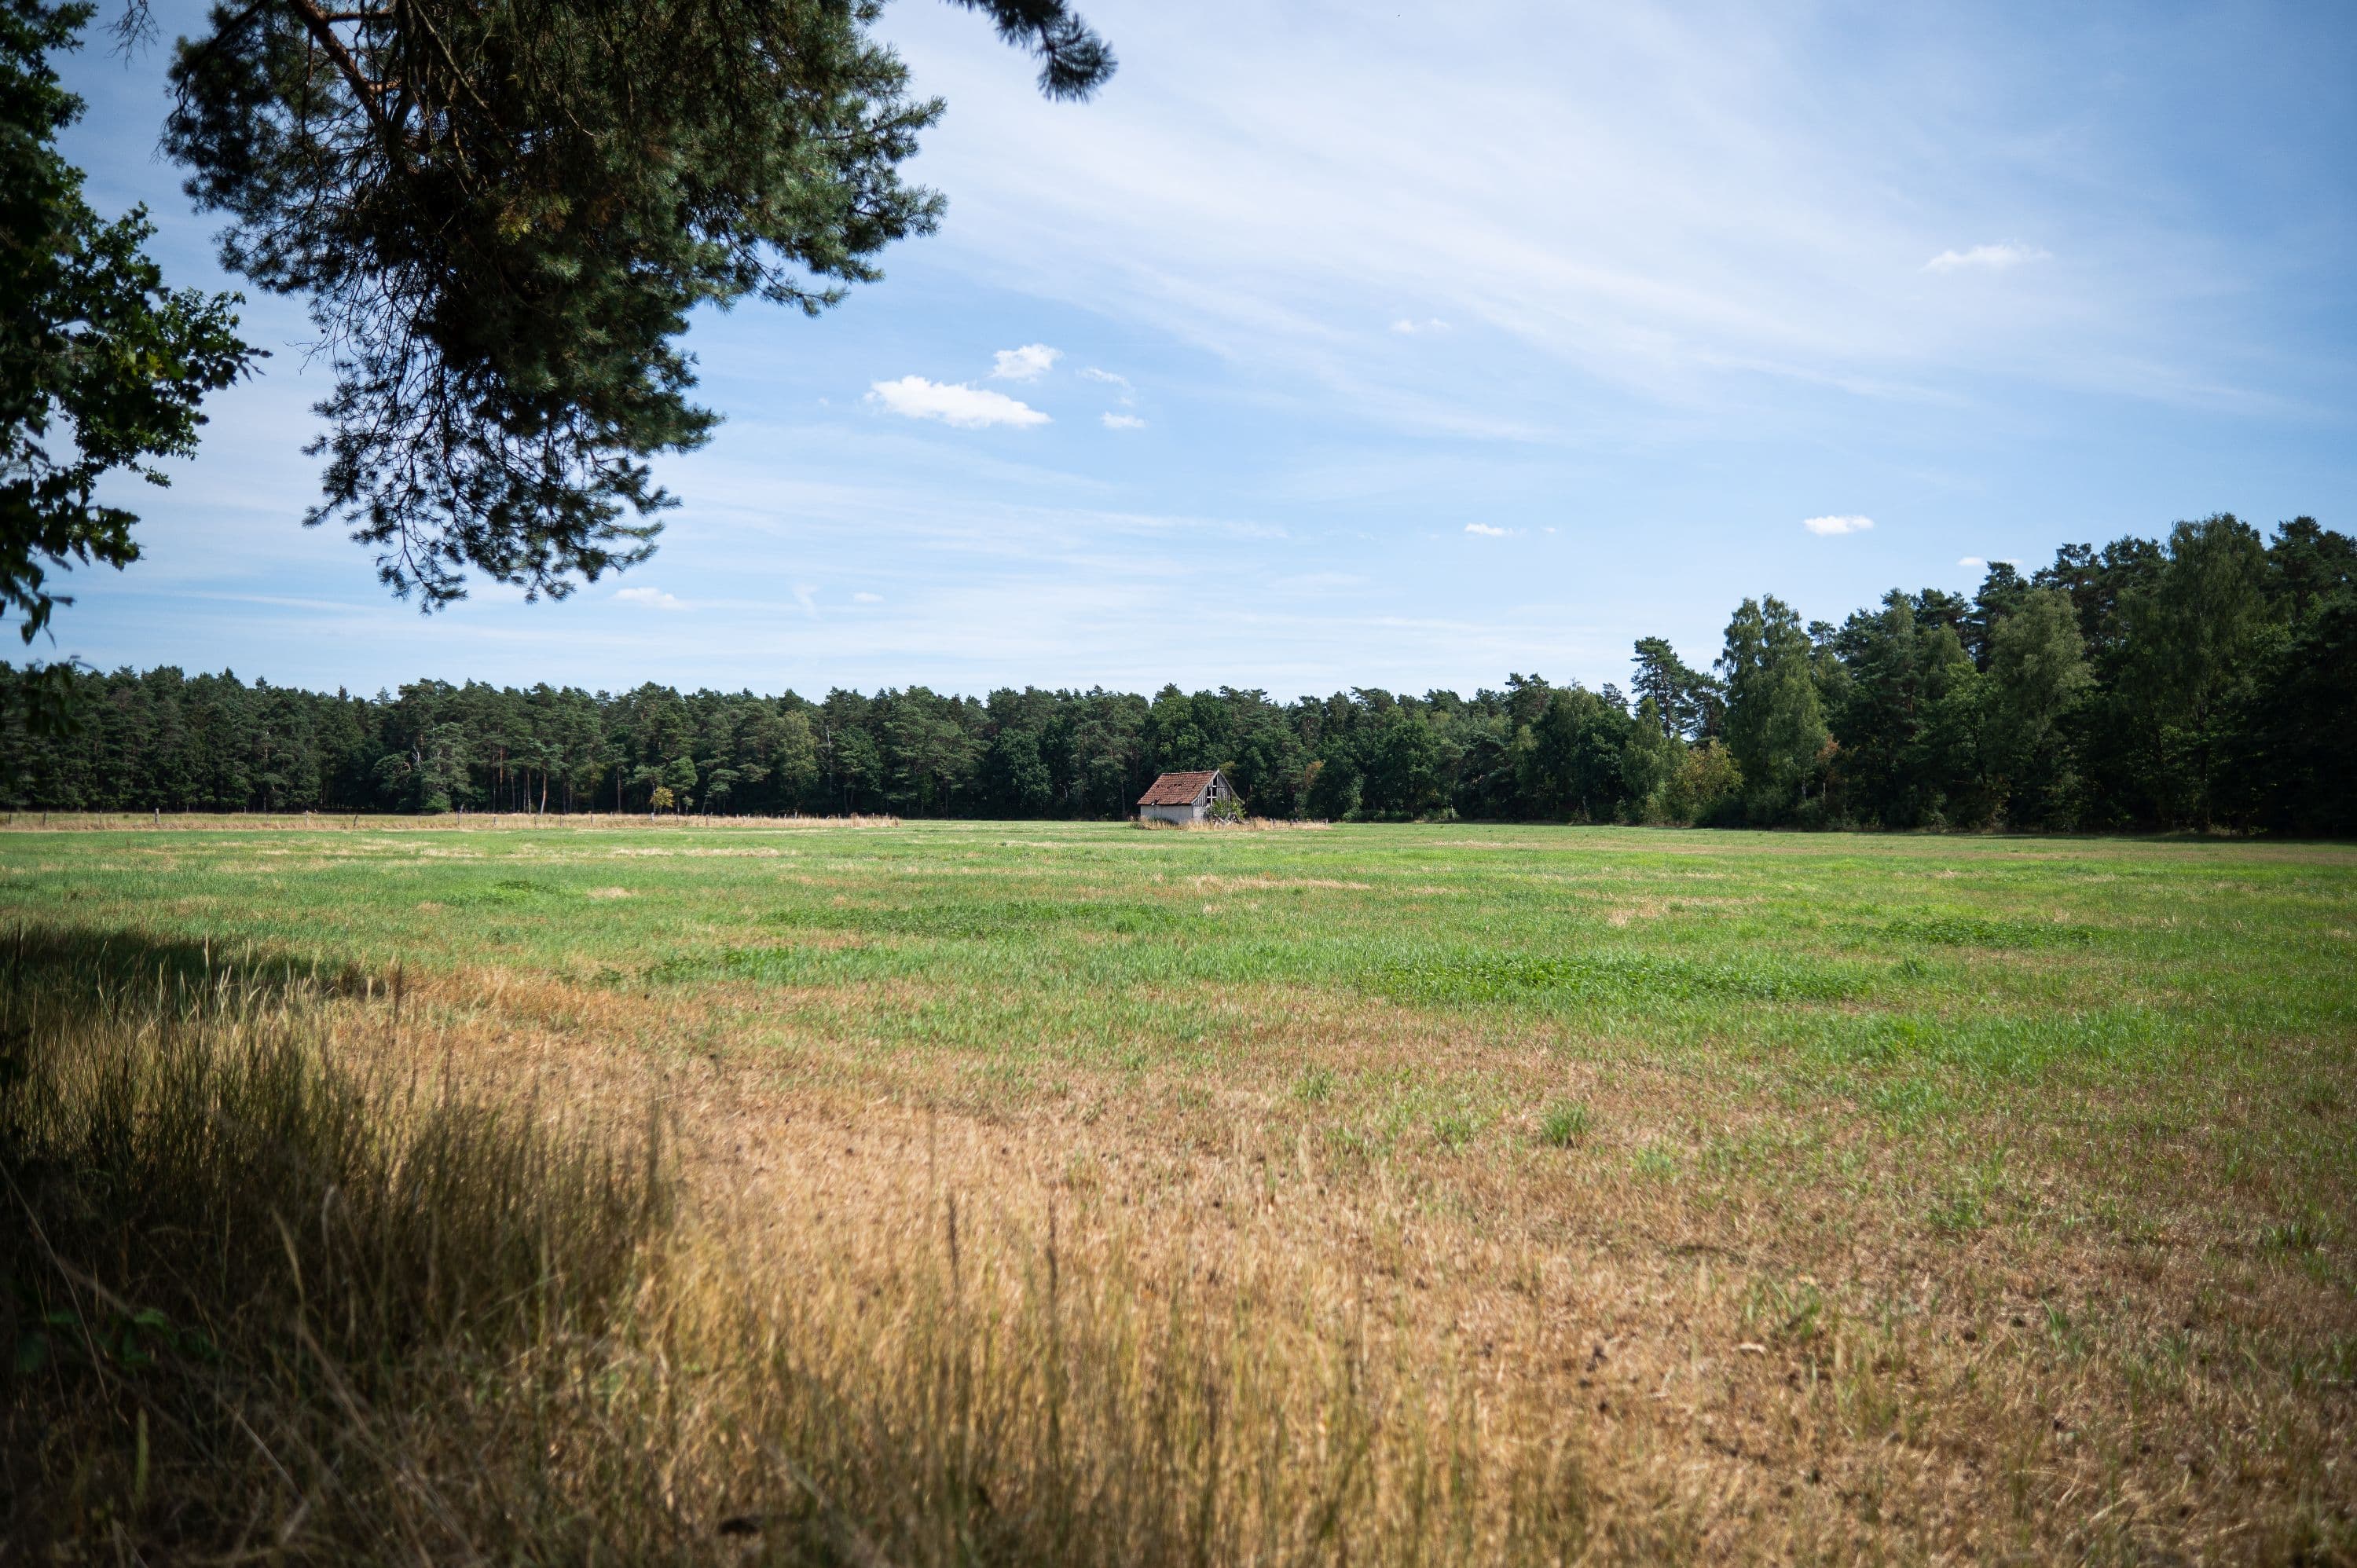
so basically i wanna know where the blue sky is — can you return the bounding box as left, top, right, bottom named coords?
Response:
left=39, top=0, right=2357, bottom=698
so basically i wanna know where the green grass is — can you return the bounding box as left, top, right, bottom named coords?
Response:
left=9, top=819, right=2350, bottom=1094
left=13, top=817, right=2352, bottom=1269
left=4, top=818, right=2354, bottom=1559
left=1537, top=1100, right=1592, bottom=1148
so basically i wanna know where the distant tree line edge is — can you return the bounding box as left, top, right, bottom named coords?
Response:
left=6, top=515, right=2352, bottom=835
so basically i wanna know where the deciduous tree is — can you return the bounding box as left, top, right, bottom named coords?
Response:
left=1720, top=596, right=1827, bottom=822
left=2, top=0, right=252, bottom=658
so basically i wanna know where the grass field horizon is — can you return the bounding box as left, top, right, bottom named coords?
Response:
left=5, top=819, right=2352, bottom=1559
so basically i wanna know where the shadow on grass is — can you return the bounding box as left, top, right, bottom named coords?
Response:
left=1, top=923, right=1603, bottom=1566
left=0, top=920, right=390, bottom=1022
left=1, top=921, right=668, bottom=1560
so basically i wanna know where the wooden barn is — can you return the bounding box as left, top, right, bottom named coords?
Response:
left=1137, top=768, right=1241, bottom=825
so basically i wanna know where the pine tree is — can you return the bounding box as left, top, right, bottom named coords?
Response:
left=157, top=0, right=1111, bottom=609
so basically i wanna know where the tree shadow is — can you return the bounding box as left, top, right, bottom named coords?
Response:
left=0, top=921, right=384, bottom=1026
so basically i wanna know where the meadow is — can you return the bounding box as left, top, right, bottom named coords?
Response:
left=3, top=816, right=2353, bottom=1562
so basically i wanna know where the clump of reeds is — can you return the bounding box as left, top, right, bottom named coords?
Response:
left=2, top=931, right=1587, bottom=1564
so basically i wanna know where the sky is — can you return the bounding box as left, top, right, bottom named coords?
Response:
left=37, top=0, right=2357, bottom=700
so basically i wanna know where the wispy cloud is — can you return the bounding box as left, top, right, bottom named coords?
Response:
left=792, top=583, right=818, bottom=617
left=1390, top=317, right=1450, bottom=335
left=1080, top=366, right=1139, bottom=413
left=1802, top=515, right=1875, bottom=536
left=1464, top=522, right=1509, bottom=537
left=1101, top=412, right=1146, bottom=430
left=52, top=0, right=2347, bottom=701
left=867, top=376, right=1050, bottom=429
left=852, top=591, right=885, bottom=603
left=613, top=586, right=687, bottom=610
left=896, top=1, right=2292, bottom=425
left=990, top=343, right=1061, bottom=381
left=1924, top=243, right=2051, bottom=273
left=1958, top=555, right=1985, bottom=567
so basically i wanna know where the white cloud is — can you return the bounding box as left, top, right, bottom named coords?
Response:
left=867, top=376, right=1050, bottom=430
left=1959, top=555, right=1985, bottom=567
left=613, top=586, right=687, bottom=610
left=852, top=591, right=884, bottom=603
left=887, top=1, right=2287, bottom=427
left=1390, top=317, right=1450, bottom=335
left=1464, top=522, right=1509, bottom=537
left=1101, top=412, right=1147, bottom=430
left=1924, top=243, right=2051, bottom=273
left=71, top=1, right=2328, bottom=702
left=793, top=583, right=818, bottom=617
left=1081, top=366, right=1140, bottom=412
left=990, top=343, right=1061, bottom=381
left=1802, top=514, right=1875, bottom=536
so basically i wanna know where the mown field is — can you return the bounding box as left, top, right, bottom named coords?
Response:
left=4, top=816, right=2354, bottom=1562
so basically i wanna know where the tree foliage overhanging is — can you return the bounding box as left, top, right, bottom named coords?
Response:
left=157, top=0, right=1113, bottom=608
left=4, top=0, right=1105, bottom=667
left=1, top=0, right=254, bottom=651
left=8, top=515, right=2352, bottom=835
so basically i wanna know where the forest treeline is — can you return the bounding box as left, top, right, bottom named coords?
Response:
left=6, top=515, right=2351, bottom=833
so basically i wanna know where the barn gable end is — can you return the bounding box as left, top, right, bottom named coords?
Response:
left=1136, top=768, right=1240, bottom=824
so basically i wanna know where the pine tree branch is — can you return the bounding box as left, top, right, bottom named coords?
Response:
left=277, top=0, right=390, bottom=123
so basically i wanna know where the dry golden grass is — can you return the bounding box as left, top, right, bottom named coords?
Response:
left=1133, top=816, right=1335, bottom=832
left=2, top=942, right=1598, bottom=1564
left=5, top=819, right=2354, bottom=1563
left=0, top=811, right=903, bottom=833
left=60, top=954, right=2329, bottom=1562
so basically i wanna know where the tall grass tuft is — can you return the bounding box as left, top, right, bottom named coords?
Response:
left=1, top=933, right=669, bottom=1558
left=2, top=931, right=1593, bottom=1563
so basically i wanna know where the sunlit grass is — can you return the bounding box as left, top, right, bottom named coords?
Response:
left=3, top=817, right=2353, bottom=1559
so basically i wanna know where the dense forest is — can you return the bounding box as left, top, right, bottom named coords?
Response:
left=6, top=515, right=2351, bottom=833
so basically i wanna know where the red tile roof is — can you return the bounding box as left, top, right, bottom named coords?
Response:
left=1138, top=770, right=1219, bottom=807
